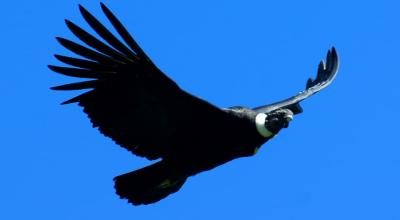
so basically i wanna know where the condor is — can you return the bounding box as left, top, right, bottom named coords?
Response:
left=49, top=3, right=339, bottom=206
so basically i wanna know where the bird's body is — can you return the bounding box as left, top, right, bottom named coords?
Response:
left=160, top=107, right=267, bottom=174
left=113, top=107, right=271, bottom=205
left=50, top=3, right=339, bottom=205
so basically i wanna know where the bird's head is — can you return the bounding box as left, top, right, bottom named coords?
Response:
left=255, top=109, right=293, bottom=138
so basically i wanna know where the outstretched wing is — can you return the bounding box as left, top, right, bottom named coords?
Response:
left=253, top=47, right=339, bottom=114
left=50, top=3, right=227, bottom=160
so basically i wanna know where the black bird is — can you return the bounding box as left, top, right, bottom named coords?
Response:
left=49, top=3, right=339, bottom=206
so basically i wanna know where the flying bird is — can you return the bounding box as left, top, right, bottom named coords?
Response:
left=49, top=3, right=339, bottom=206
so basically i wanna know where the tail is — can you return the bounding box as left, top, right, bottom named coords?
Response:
left=114, top=161, right=187, bottom=205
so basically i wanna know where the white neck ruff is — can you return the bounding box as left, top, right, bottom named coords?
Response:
left=255, top=113, right=274, bottom=138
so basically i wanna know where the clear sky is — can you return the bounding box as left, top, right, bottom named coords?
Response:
left=1, top=0, right=399, bottom=219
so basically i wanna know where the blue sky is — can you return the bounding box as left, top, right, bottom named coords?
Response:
left=1, top=0, right=399, bottom=219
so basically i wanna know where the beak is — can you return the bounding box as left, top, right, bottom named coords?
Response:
left=285, top=114, right=293, bottom=122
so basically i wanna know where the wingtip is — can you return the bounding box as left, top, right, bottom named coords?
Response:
left=50, top=86, right=60, bottom=91
left=61, top=99, right=76, bottom=105
left=78, top=4, right=85, bottom=11
left=64, top=19, right=74, bottom=28
left=305, top=78, right=312, bottom=90
left=53, top=54, right=62, bottom=60
left=326, top=49, right=332, bottom=60
left=48, top=65, right=57, bottom=71
left=50, top=84, right=69, bottom=91
left=55, top=36, right=66, bottom=44
left=100, top=2, right=109, bottom=12
left=78, top=4, right=91, bottom=17
left=330, top=46, right=339, bottom=73
left=319, top=59, right=325, bottom=70
left=100, top=2, right=114, bottom=19
left=331, top=47, right=338, bottom=59
left=329, top=47, right=338, bottom=59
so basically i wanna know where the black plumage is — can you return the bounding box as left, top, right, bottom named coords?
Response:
left=50, top=3, right=339, bottom=205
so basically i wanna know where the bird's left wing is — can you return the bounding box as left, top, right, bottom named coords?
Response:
left=50, top=3, right=228, bottom=160
left=253, top=47, right=339, bottom=114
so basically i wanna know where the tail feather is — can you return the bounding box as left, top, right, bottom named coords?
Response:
left=114, top=161, right=187, bottom=205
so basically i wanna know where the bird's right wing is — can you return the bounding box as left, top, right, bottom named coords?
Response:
left=50, top=3, right=229, bottom=160
left=253, top=47, right=339, bottom=114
